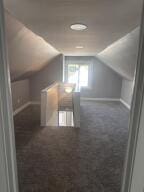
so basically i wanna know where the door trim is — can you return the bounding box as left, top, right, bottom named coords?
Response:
left=0, top=1, right=19, bottom=192
left=121, top=2, right=144, bottom=192
left=0, top=0, right=144, bottom=191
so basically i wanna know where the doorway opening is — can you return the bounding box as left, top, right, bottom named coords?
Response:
left=1, top=0, right=143, bottom=192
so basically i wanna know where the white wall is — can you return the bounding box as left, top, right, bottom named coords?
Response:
left=11, top=79, right=30, bottom=111
left=98, top=28, right=139, bottom=80
left=5, top=11, right=60, bottom=81
left=121, top=79, right=134, bottom=106
left=11, top=55, right=63, bottom=113
left=30, top=55, right=63, bottom=101
left=11, top=56, right=134, bottom=112
left=130, top=97, right=144, bottom=192
left=65, top=56, right=122, bottom=99
left=41, top=83, right=59, bottom=126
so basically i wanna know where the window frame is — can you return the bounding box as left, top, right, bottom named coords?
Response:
left=64, top=58, right=93, bottom=91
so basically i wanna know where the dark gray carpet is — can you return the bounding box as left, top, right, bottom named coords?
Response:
left=14, top=101, right=129, bottom=192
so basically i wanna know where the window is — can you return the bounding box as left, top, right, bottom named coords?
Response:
left=67, top=64, right=89, bottom=91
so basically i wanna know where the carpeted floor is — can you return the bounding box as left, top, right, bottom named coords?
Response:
left=14, top=101, right=129, bottom=192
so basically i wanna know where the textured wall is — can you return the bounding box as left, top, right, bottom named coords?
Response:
left=65, top=56, right=122, bottom=99
left=11, top=79, right=30, bottom=111
left=121, top=79, right=134, bottom=106
left=98, top=28, right=139, bottom=80
left=30, top=55, right=63, bottom=101
left=5, top=11, right=60, bottom=81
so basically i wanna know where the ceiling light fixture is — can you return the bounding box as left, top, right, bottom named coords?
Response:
left=70, top=24, right=87, bottom=31
left=76, top=46, right=84, bottom=49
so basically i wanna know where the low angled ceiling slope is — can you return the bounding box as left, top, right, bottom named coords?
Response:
left=5, top=12, right=60, bottom=81
left=98, top=28, right=140, bottom=80
left=4, top=0, right=143, bottom=55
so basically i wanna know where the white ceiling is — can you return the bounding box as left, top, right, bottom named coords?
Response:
left=4, top=0, right=143, bottom=55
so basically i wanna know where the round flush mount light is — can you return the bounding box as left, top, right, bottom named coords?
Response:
left=76, top=46, right=84, bottom=49
left=70, top=23, right=87, bottom=31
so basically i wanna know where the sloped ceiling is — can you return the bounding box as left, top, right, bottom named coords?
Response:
left=4, top=0, right=142, bottom=81
left=5, top=12, right=60, bottom=81
left=4, top=0, right=143, bottom=55
left=98, top=28, right=140, bottom=80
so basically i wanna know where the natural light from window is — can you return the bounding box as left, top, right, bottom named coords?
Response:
left=68, top=64, right=89, bottom=91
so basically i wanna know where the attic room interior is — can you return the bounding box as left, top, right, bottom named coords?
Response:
left=3, top=0, right=143, bottom=191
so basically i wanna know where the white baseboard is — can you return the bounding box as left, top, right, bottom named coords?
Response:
left=13, top=98, right=130, bottom=116
left=30, top=101, right=41, bottom=105
left=81, top=97, right=131, bottom=110
left=13, top=102, right=31, bottom=116
left=120, top=99, right=131, bottom=110
left=80, top=97, right=120, bottom=102
left=13, top=101, right=41, bottom=116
